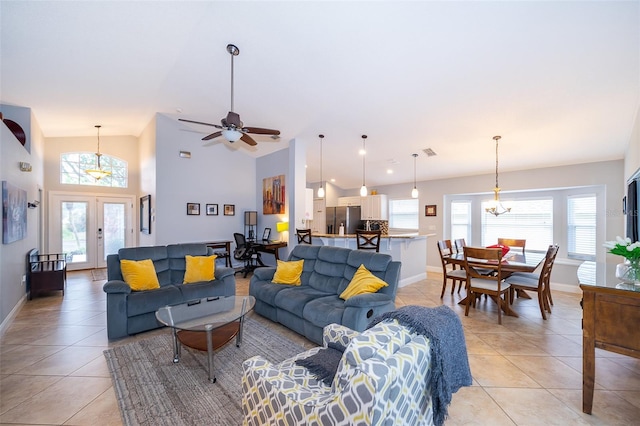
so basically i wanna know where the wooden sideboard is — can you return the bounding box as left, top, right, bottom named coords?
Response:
left=580, top=283, right=640, bottom=414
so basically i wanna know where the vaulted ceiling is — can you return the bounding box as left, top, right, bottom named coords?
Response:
left=1, top=1, right=638, bottom=190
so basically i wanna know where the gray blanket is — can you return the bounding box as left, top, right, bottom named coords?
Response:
left=367, top=305, right=472, bottom=426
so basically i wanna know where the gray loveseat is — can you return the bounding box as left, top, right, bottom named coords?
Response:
left=103, top=243, right=235, bottom=339
left=249, top=245, right=401, bottom=344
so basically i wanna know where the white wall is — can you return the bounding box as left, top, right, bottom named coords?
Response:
left=154, top=113, right=257, bottom=245
left=0, top=105, right=44, bottom=329
left=625, top=106, right=640, bottom=181
left=138, top=116, right=157, bottom=247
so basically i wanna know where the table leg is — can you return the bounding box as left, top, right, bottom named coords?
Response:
left=172, top=328, right=180, bottom=363
left=582, top=292, right=595, bottom=414
left=206, top=325, right=216, bottom=383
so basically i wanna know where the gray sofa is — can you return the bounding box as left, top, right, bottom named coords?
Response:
left=103, top=243, right=236, bottom=339
left=249, top=245, right=400, bottom=344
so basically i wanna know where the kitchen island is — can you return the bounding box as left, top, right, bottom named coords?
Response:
left=313, top=233, right=431, bottom=287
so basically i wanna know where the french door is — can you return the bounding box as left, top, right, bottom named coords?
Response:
left=49, top=192, right=135, bottom=270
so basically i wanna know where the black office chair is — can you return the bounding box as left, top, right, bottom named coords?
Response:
left=233, top=233, right=262, bottom=277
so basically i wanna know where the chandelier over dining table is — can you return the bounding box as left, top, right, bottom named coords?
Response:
left=485, top=135, right=511, bottom=216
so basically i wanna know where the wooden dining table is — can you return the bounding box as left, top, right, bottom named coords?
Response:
left=444, top=250, right=546, bottom=316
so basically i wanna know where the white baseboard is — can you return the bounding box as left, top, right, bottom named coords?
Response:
left=399, top=272, right=427, bottom=288
left=0, top=294, right=27, bottom=338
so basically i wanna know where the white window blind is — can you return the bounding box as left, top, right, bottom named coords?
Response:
left=389, top=199, right=419, bottom=230
left=481, top=198, right=553, bottom=251
left=451, top=200, right=471, bottom=242
left=60, top=152, right=128, bottom=188
left=567, top=194, right=596, bottom=259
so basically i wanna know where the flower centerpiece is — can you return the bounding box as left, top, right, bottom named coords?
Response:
left=605, top=236, right=640, bottom=285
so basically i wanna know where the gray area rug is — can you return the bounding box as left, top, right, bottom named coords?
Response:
left=104, top=315, right=307, bottom=426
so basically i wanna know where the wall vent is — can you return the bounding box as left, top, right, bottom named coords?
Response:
left=423, top=148, right=437, bottom=157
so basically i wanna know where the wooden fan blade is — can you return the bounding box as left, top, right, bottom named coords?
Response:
left=226, top=111, right=243, bottom=128
left=240, top=133, right=257, bottom=146
left=179, top=118, right=221, bottom=128
left=244, top=127, right=281, bottom=135
left=202, top=131, right=223, bottom=141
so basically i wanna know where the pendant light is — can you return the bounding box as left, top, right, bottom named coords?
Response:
left=359, top=135, right=368, bottom=197
left=485, top=135, right=511, bottom=216
left=317, top=134, right=325, bottom=198
left=411, top=153, right=419, bottom=198
left=85, top=125, right=111, bottom=180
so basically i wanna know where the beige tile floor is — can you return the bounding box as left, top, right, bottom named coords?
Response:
left=2, top=269, right=640, bottom=425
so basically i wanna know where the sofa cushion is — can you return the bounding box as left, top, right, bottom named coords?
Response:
left=339, top=264, right=388, bottom=300
left=272, top=259, right=304, bottom=285
left=120, top=259, right=160, bottom=291
left=307, top=247, right=351, bottom=293
left=126, top=285, right=182, bottom=317
left=183, top=255, right=216, bottom=284
left=288, top=245, right=321, bottom=285
left=338, top=250, right=393, bottom=295
left=177, top=281, right=228, bottom=301
left=275, top=287, right=333, bottom=318
left=118, top=246, right=171, bottom=286
left=167, top=243, right=210, bottom=284
left=303, top=295, right=347, bottom=328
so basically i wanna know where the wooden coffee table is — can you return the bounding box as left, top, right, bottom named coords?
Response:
left=155, top=295, right=255, bottom=383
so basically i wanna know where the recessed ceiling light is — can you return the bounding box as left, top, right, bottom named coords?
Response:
left=330, top=178, right=335, bottom=182
left=387, top=169, right=393, bottom=174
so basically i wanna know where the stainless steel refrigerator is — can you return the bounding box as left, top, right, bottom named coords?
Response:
left=326, top=206, right=362, bottom=234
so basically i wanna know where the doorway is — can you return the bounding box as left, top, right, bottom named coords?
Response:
left=48, top=192, right=135, bottom=270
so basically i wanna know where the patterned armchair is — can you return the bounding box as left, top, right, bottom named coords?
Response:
left=242, top=321, right=433, bottom=426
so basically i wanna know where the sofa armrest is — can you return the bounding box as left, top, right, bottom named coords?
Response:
left=343, top=292, right=393, bottom=308
left=214, top=266, right=235, bottom=280
left=322, top=323, right=360, bottom=349
left=103, top=280, right=132, bottom=294
left=252, top=267, right=276, bottom=281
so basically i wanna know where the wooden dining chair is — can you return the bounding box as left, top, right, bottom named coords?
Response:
left=463, top=246, right=511, bottom=324
left=505, top=244, right=559, bottom=319
left=437, top=240, right=467, bottom=297
left=454, top=238, right=466, bottom=253
left=296, top=228, right=312, bottom=245
left=356, top=230, right=381, bottom=252
left=497, top=238, right=526, bottom=254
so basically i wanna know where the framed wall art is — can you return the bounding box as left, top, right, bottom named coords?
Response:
left=224, top=204, right=235, bottom=216
left=262, top=174, right=285, bottom=215
left=206, top=204, right=218, bottom=216
left=2, top=181, right=27, bottom=244
left=140, top=194, right=151, bottom=234
left=425, top=204, right=437, bottom=217
left=187, top=203, right=200, bottom=215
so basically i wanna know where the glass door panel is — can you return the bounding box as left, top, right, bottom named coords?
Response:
left=98, top=201, right=127, bottom=267
left=61, top=201, right=88, bottom=265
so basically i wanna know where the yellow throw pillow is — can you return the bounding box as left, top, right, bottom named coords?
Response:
left=272, top=259, right=304, bottom=285
left=120, top=259, right=160, bottom=291
left=183, top=255, right=217, bottom=284
left=340, top=264, right=388, bottom=300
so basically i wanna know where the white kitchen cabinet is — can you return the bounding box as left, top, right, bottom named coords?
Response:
left=311, top=198, right=326, bottom=234
left=361, top=195, right=388, bottom=220
left=337, top=196, right=362, bottom=207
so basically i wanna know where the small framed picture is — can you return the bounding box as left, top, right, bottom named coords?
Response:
left=187, top=203, right=200, bottom=215
left=224, top=204, right=235, bottom=216
left=425, top=204, right=437, bottom=217
left=206, top=204, right=218, bottom=216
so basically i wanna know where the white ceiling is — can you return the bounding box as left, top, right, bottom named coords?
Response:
left=1, top=1, right=638, bottom=190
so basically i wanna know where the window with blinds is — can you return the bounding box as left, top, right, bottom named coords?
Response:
left=481, top=198, right=553, bottom=251
left=389, top=199, right=419, bottom=230
left=567, top=194, right=596, bottom=260
left=451, top=200, right=471, bottom=242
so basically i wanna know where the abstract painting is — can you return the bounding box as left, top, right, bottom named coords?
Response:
left=2, top=181, right=27, bottom=244
left=263, top=174, right=285, bottom=215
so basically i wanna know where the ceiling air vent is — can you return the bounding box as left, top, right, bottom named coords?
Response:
left=423, top=148, right=437, bottom=157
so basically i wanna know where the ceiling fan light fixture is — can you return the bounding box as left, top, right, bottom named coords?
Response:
left=85, top=125, right=111, bottom=180
left=222, top=128, right=242, bottom=142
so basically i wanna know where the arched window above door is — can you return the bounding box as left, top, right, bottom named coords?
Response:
left=60, top=152, right=128, bottom=188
